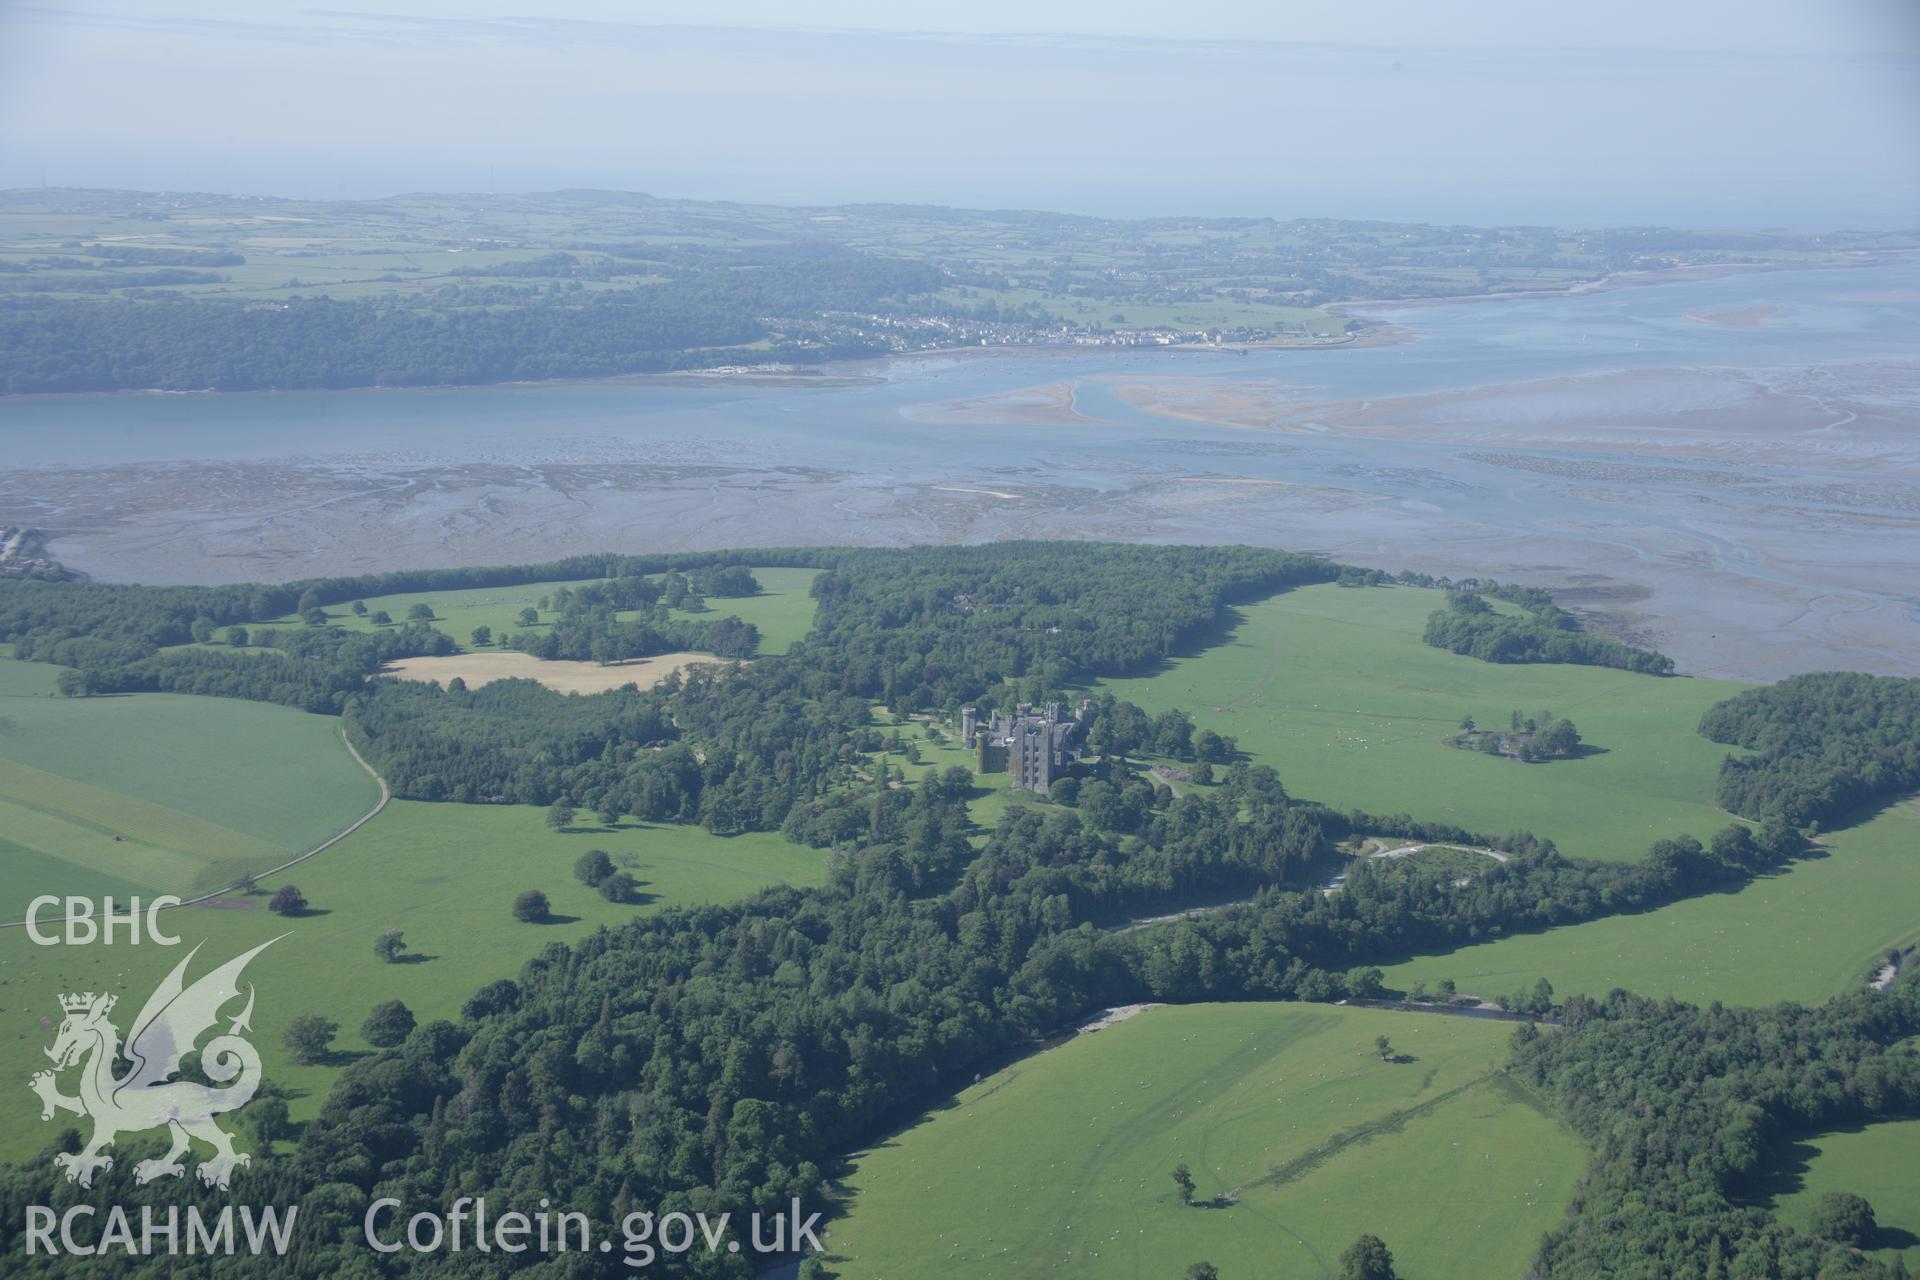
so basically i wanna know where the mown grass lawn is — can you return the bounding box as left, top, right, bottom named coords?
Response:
left=879, top=716, right=1037, bottom=837
left=0, top=800, right=825, bottom=1165
left=826, top=1002, right=1581, bottom=1280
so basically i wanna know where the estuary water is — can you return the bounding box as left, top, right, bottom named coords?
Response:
left=3, top=259, right=1918, bottom=681
left=3, top=261, right=1918, bottom=469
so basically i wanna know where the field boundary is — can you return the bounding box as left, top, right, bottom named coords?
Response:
left=1, top=726, right=389, bottom=928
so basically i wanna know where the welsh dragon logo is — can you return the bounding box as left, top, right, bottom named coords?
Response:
left=30, top=938, right=279, bottom=1189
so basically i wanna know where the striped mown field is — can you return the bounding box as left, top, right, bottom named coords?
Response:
left=827, top=1002, right=1582, bottom=1280
left=0, top=658, right=380, bottom=912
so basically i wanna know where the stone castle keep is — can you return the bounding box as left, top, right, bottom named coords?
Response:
left=960, top=700, right=1092, bottom=796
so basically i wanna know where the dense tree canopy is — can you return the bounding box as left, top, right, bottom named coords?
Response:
left=0, top=541, right=1903, bottom=1278
left=1514, top=980, right=1920, bottom=1279
left=1699, top=671, right=1920, bottom=830
left=0, top=248, right=940, bottom=394
left=0, top=743, right=1849, bottom=1276
left=1423, top=587, right=1675, bottom=675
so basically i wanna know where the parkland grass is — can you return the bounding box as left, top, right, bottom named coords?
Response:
left=268, top=566, right=820, bottom=656
left=1087, top=584, right=1920, bottom=1008
left=1379, top=796, right=1920, bottom=1010
left=826, top=1002, right=1581, bottom=1280
left=0, top=659, right=380, bottom=911
left=668, top=566, right=822, bottom=653
left=0, top=799, right=825, bottom=1164
left=1760, top=1117, right=1920, bottom=1271
left=1096, top=583, right=1748, bottom=863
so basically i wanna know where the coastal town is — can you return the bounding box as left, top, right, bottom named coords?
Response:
left=768, top=307, right=1357, bottom=357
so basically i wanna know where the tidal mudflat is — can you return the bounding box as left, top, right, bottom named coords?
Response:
left=4, top=260, right=1916, bottom=682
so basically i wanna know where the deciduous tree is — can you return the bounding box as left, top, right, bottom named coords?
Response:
left=574, top=849, right=615, bottom=886
left=361, top=1000, right=416, bottom=1048
left=283, top=1015, right=338, bottom=1066
left=1808, top=1192, right=1876, bottom=1247
left=1339, top=1234, right=1397, bottom=1280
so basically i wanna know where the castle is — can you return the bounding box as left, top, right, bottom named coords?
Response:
left=960, top=700, right=1092, bottom=796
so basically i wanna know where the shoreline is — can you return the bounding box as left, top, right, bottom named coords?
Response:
left=2, top=252, right=1909, bottom=406
left=859, top=323, right=1409, bottom=374
left=0, top=367, right=889, bottom=406
left=7, top=251, right=1905, bottom=405
left=0, top=330, right=1407, bottom=406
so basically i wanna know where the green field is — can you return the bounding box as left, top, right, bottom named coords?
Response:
left=1760, top=1118, right=1920, bottom=1270
left=0, top=799, right=825, bottom=1164
left=261, top=566, right=821, bottom=656
left=1096, top=583, right=1748, bottom=863
left=1378, top=797, right=1920, bottom=1008
left=647, top=567, right=822, bottom=654
left=826, top=1002, right=1581, bottom=1279
left=0, top=659, right=381, bottom=912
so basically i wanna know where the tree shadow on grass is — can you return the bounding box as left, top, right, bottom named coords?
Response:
left=594, top=883, right=660, bottom=908
left=1871, top=1224, right=1920, bottom=1252
left=272, top=907, right=331, bottom=919
left=1744, top=1134, right=1830, bottom=1205
left=297, top=1047, right=372, bottom=1070
left=1362, top=841, right=1846, bottom=973
left=841, top=1063, right=1023, bottom=1159
left=1080, top=605, right=1254, bottom=685
left=391, top=952, right=437, bottom=965
left=530, top=914, right=582, bottom=926
left=1742, top=1127, right=1920, bottom=1253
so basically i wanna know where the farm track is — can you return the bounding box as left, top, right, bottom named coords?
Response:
left=1, top=725, right=389, bottom=928
left=1114, top=843, right=1511, bottom=930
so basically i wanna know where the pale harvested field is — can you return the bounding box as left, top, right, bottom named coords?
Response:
left=381, top=650, right=728, bottom=693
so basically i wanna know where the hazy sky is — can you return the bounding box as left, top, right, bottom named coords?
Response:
left=2, top=1, right=1916, bottom=227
